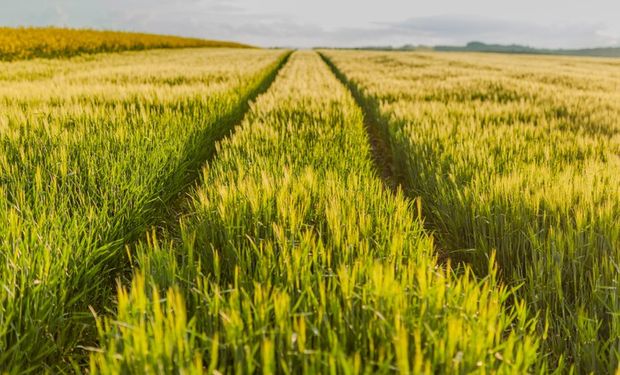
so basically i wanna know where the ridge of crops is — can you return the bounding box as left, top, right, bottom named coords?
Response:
left=88, top=51, right=540, bottom=374
left=0, top=48, right=289, bottom=373
left=320, top=50, right=620, bottom=373
left=0, top=27, right=252, bottom=61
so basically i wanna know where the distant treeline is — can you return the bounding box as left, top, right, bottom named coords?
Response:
left=342, top=41, right=620, bottom=58
left=0, top=27, right=252, bottom=61
left=436, top=41, right=620, bottom=57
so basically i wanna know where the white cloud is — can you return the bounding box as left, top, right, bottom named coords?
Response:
left=0, top=0, right=619, bottom=48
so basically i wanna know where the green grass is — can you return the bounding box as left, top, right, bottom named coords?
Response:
left=321, top=49, right=620, bottom=373
left=89, top=51, right=540, bottom=374
left=0, top=47, right=288, bottom=373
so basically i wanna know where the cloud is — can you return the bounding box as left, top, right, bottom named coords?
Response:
left=373, top=16, right=620, bottom=48
left=0, top=1, right=618, bottom=48
left=195, top=15, right=619, bottom=49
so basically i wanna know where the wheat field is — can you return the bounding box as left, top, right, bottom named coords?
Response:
left=321, top=50, right=620, bottom=373
left=0, top=27, right=250, bottom=61
left=0, top=46, right=287, bottom=372
left=0, top=31, right=618, bottom=374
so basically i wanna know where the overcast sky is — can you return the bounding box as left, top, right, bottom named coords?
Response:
left=1, top=0, right=619, bottom=48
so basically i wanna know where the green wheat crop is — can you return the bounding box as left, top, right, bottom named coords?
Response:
left=0, top=47, right=288, bottom=373
left=321, top=49, right=620, bottom=373
left=2, top=31, right=618, bottom=374
left=90, top=51, right=539, bottom=374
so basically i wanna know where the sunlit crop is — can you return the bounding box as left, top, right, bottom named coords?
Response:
left=90, top=51, right=539, bottom=374
left=0, top=27, right=250, bottom=60
left=2, top=28, right=618, bottom=374
left=0, top=47, right=287, bottom=373
left=322, top=49, right=620, bottom=373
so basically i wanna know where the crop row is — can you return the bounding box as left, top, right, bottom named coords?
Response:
left=89, top=51, right=540, bottom=374
left=321, top=50, right=620, bottom=373
left=0, top=48, right=287, bottom=372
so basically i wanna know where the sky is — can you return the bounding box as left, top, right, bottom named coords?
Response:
left=1, top=0, right=619, bottom=48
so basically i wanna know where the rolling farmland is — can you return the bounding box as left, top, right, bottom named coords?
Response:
left=0, top=27, right=251, bottom=61
left=0, top=29, right=619, bottom=374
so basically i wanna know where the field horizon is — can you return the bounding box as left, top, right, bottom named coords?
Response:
left=3, top=26, right=620, bottom=60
